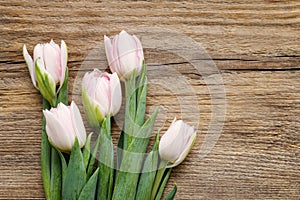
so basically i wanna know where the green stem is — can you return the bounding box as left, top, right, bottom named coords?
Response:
left=50, top=148, right=61, bottom=200
left=151, top=160, right=168, bottom=200
left=41, top=98, right=51, bottom=200
left=123, top=79, right=132, bottom=150
left=154, top=168, right=172, bottom=200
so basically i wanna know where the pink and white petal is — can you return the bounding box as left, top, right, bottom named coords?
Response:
left=133, top=35, right=144, bottom=71
left=166, top=131, right=196, bottom=168
left=104, top=36, right=114, bottom=70
left=112, top=34, right=122, bottom=75
left=43, top=110, right=74, bottom=151
left=50, top=39, right=60, bottom=52
left=59, top=40, right=68, bottom=90
left=95, top=77, right=110, bottom=114
left=23, top=44, right=37, bottom=88
left=118, top=31, right=136, bottom=55
left=33, top=44, right=44, bottom=62
left=70, top=101, right=86, bottom=148
left=43, top=43, right=60, bottom=83
left=117, top=33, right=137, bottom=72
left=119, top=51, right=137, bottom=77
left=109, top=73, right=122, bottom=115
left=83, top=72, right=96, bottom=99
left=159, top=120, right=185, bottom=161
left=56, top=103, right=73, bottom=132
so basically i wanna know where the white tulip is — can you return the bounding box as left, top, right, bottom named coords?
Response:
left=104, top=30, right=144, bottom=80
left=43, top=101, right=86, bottom=152
left=82, top=69, right=122, bottom=127
left=159, top=118, right=196, bottom=168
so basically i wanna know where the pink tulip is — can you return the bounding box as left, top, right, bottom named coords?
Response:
left=43, top=101, right=86, bottom=152
left=23, top=39, right=67, bottom=91
left=104, top=30, right=144, bottom=80
left=159, top=118, right=196, bottom=168
left=82, top=69, right=122, bottom=126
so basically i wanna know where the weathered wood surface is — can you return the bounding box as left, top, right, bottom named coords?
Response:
left=0, top=0, right=299, bottom=199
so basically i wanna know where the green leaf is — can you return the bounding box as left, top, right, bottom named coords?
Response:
left=41, top=98, right=51, bottom=200
left=97, top=117, right=114, bottom=200
left=116, top=129, right=124, bottom=170
left=86, top=133, right=100, bottom=179
left=113, top=109, right=158, bottom=200
left=154, top=168, right=172, bottom=200
left=135, top=77, right=147, bottom=126
left=50, top=148, right=62, bottom=200
left=57, top=150, right=67, bottom=185
left=135, top=132, right=159, bottom=200
left=128, top=69, right=137, bottom=119
left=127, top=108, right=158, bottom=152
left=57, top=67, right=68, bottom=105
left=123, top=70, right=137, bottom=150
left=83, top=133, right=93, bottom=170
left=112, top=171, right=139, bottom=200
left=165, top=184, right=177, bottom=200
left=62, top=138, right=86, bottom=200
left=78, top=168, right=99, bottom=200
left=137, top=61, right=146, bottom=99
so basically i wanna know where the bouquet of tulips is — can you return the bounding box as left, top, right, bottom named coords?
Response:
left=23, top=30, right=196, bottom=200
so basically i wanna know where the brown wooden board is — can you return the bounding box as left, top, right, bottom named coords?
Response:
left=0, top=0, right=299, bottom=199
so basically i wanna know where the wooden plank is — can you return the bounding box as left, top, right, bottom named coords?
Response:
left=0, top=0, right=299, bottom=199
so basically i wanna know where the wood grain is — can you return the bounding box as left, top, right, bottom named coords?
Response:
left=1, top=0, right=299, bottom=199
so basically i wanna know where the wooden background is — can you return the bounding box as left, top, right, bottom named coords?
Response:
left=1, top=0, right=299, bottom=199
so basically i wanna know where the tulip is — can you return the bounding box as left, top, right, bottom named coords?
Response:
left=82, top=69, right=122, bottom=127
left=104, top=30, right=144, bottom=80
left=23, top=40, right=67, bottom=105
left=159, top=118, right=196, bottom=168
left=43, top=101, right=86, bottom=152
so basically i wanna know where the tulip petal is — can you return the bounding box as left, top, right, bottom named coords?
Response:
left=50, top=39, right=60, bottom=52
left=112, top=34, right=122, bottom=75
left=59, top=40, right=67, bottom=90
left=23, top=44, right=37, bottom=88
left=43, top=110, right=74, bottom=151
left=104, top=36, right=115, bottom=72
left=159, top=120, right=185, bottom=162
left=132, top=35, right=144, bottom=73
left=117, top=31, right=137, bottom=77
left=94, top=74, right=110, bottom=115
left=166, top=131, right=196, bottom=168
left=109, top=73, right=122, bottom=115
left=55, top=103, right=73, bottom=129
left=70, top=101, right=87, bottom=148
left=43, top=42, right=60, bottom=83
left=34, top=44, right=44, bottom=64
left=82, top=72, right=94, bottom=99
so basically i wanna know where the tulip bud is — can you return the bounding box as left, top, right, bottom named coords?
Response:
left=43, top=101, right=86, bottom=152
left=23, top=40, right=67, bottom=105
left=104, top=30, right=144, bottom=80
left=159, top=118, right=196, bottom=168
left=82, top=69, right=122, bottom=127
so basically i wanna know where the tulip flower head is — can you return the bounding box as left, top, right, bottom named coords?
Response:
left=43, top=101, right=86, bottom=152
left=82, top=69, right=122, bottom=127
left=23, top=40, right=67, bottom=105
left=159, top=118, right=196, bottom=168
left=104, top=30, right=144, bottom=80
